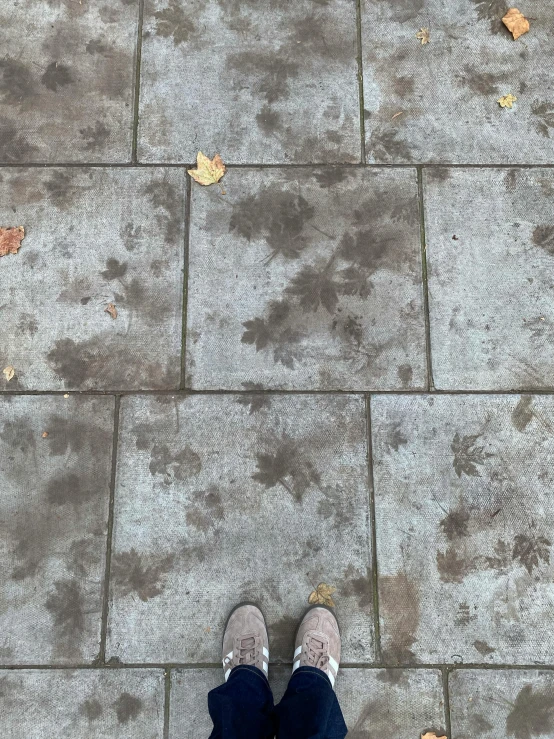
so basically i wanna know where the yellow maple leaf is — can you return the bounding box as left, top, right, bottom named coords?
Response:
left=308, top=583, right=336, bottom=608
left=188, top=152, right=226, bottom=186
left=416, top=28, right=430, bottom=45
left=498, top=93, right=517, bottom=108
left=502, top=8, right=530, bottom=40
left=3, top=366, right=15, bottom=382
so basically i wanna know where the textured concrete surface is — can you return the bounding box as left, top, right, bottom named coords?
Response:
left=186, top=167, right=426, bottom=390
left=362, top=0, right=554, bottom=163
left=170, top=667, right=446, bottom=738
left=107, top=394, right=373, bottom=663
left=0, top=669, right=164, bottom=738
left=449, top=669, right=554, bottom=739
left=0, top=0, right=138, bottom=163
left=425, top=167, right=554, bottom=390
left=0, top=396, right=114, bottom=664
left=0, top=168, right=185, bottom=390
left=3, top=0, right=554, bottom=734
left=372, top=394, right=554, bottom=665
left=138, top=0, right=359, bottom=163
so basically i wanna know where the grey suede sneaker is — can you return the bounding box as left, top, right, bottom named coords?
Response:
left=292, top=606, right=341, bottom=688
left=222, top=603, right=269, bottom=681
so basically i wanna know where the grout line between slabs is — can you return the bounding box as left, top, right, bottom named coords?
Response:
left=365, top=396, right=382, bottom=663
left=3, top=162, right=554, bottom=169
left=180, top=176, right=192, bottom=390
left=131, top=0, right=145, bottom=163
left=2, top=662, right=554, bottom=671
left=4, top=389, right=554, bottom=397
left=164, top=668, right=171, bottom=739
left=355, top=0, right=366, bottom=164
left=417, top=166, right=435, bottom=391
left=97, top=396, right=121, bottom=665
left=442, top=667, right=453, bottom=738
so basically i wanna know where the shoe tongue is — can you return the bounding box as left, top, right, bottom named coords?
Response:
left=240, top=636, right=256, bottom=650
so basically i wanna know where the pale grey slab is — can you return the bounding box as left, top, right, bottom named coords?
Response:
left=372, top=394, right=554, bottom=665
left=424, top=168, right=554, bottom=390
left=0, top=168, right=185, bottom=391
left=107, top=394, right=374, bottom=663
left=450, top=669, right=554, bottom=739
left=186, top=167, right=426, bottom=390
left=169, top=667, right=446, bottom=738
left=0, top=0, right=138, bottom=162
left=0, top=396, right=114, bottom=664
left=362, top=0, right=554, bottom=163
left=0, top=669, right=164, bottom=738
left=138, top=0, right=360, bottom=163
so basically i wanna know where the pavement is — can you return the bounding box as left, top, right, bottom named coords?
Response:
left=1, top=0, right=554, bottom=737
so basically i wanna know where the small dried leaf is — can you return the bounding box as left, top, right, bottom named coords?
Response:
left=2, top=366, right=15, bottom=382
left=42, top=432, right=49, bottom=438
left=416, top=28, right=430, bottom=45
left=187, top=152, right=226, bottom=186
left=421, top=734, right=447, bottom=739
left=498, top=93, right=517, bottom=108
left=502, top=8, right=530, bottom=40
left=308, top=583, right=336, bottom=608
left=0, top=226, right=25, bottom=257
left=105, top=302, right=118, bottom=319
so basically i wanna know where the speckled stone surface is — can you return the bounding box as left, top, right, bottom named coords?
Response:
left=107, top=394, right=374, bottom=664
left=186, top=167, right=426, bottom=390
left=0, top=0, right=138, bottom=163
left=0, top=168, right=185, bottom=391
left=138, top=0, right=360, bottom=163
left=0, top=669, right=164, bottom=738
left=372, top=393, right=554, bottom=665
left=425, top=167, right=554, bottom=390
left=0, top=396, right=114, bottom=664
left=361, top=0, right=554, bottom=163
left=4, top=0, right=554, bottom=733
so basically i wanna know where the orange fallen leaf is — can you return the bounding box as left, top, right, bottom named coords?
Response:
left=105, top=302, right=118, bottom=319
left=0, top=226, right=24, bottom=257
left=416, top=28, right=430, bottom=45
left=421, top=733, right=447, bottom=739
left=3, top=366, right=15, bottom=382
left=188, top=152, right=226, bottom=186
left=308, top=583, right=336, bottom=608
left=502, top=8, right=529, bottom=39
left=42, top=432, right=49, bottom=438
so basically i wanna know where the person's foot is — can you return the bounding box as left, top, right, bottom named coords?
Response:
left=292, top=606, right=341, bottom=688
left=222, top=603, right=269, bottom=681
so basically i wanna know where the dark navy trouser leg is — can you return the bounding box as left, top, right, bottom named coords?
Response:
left=208, top=665, right=347, bottom=739
left=274, top=667, right=348, bottom=739
left=208, top=665, right=276, bottom=739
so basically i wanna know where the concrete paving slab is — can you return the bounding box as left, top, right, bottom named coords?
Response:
left=169, top=667, right=446, bottom=738
left=0, top=669, right=164, bottom=738
left=372, top=393, right=554, bottom=665
left=186, top=167, right=426, bottom=390
left=0, top=396, right=114, bottom=664
left=107, top=394, right=373, bottom=663
left=138, top=0, right=360, bottom=163
left=0, top=167, right=185, bottom=391
left=361, top=0, right=554, bottom=163
left=424, top=167, right=554, bottom=390
left=0, top=0, right=138, bottom=163
left=450, top=669, right=554, bottom=739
